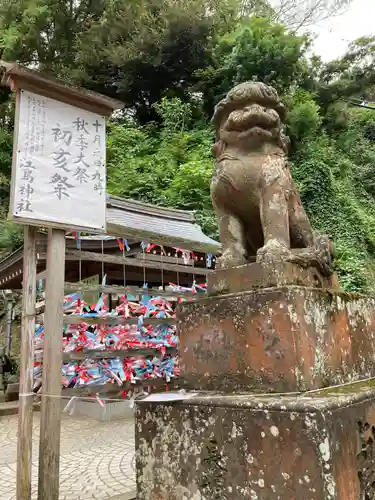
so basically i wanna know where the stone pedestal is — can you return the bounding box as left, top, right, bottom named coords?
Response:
left=136, top=381, right=375, bottom=499
left=207, top=261, right=339, bottom=295
left=135, top=263, right=375, bottom=499
left=178, top=286, right=375, bottom=393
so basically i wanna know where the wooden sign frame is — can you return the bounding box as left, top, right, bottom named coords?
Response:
left=3, top=62, right=121, bottom=233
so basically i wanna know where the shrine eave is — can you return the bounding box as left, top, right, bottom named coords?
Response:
left=106, top=196, right=220, bottom=253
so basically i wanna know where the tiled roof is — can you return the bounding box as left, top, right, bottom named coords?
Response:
left=106, top=197, right=219, bottom=253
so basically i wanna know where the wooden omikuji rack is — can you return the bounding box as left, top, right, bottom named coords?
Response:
left=33, top=235, right=215, bottom=399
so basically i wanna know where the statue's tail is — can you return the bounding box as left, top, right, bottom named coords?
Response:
left=286, top=233, right=335, bottom=278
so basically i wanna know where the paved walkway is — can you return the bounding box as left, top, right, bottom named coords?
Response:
left=0, top=412, right=136, bottom=500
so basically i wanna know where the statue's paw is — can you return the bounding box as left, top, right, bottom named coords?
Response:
left=217, top=250, right=247, bottom=269
left=256, top=240, right=291, bottom=265
left=314, top=234, right=335, bottom=258
left=312, top=234, right=335, bottom=273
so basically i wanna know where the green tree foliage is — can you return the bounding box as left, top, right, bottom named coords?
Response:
left=0, top=125, right=22, bottom=255
left=75, top=0, right=218, bottom=122
left=283, top=89, right=322, bottom=144
left=292, top=134, right=375, bottom=292
left=318, top=36, right=375, bottom=108
left=106, top=98, right=217, bottom=237
left=281, top=82, right=375, bottom=291
left=196, top=16, right=310, bottom=115
left=0, top=0, right=107, bottom=72
left=0, top=0, right=240, bottom=123
left=0, top=127, right=12, bottom=202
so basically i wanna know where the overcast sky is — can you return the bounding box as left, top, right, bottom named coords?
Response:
left=310, top=0, right=375, bottom=61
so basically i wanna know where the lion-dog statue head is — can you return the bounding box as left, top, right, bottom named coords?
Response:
left=212, top=81, right=290, bottom=159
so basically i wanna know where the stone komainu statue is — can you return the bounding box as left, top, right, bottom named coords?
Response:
left=211, top=81, right=334, bottom=277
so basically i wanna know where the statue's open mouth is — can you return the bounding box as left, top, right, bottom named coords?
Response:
left=226, top=104, right=280, bottom=132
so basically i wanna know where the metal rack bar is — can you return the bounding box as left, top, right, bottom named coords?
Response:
left=38, top=249, right=212, bottom=275
left=63, top=282, right=197, bottom=297
left=62, top=347, right=177, bottom=361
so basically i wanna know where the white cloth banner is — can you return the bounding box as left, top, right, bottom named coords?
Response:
left=11, top=89, right=107, bottom=231
left=140, top=392, right=198, bottom=402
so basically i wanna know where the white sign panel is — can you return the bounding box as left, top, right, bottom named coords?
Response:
left=10, top=89, right=106, bottom=231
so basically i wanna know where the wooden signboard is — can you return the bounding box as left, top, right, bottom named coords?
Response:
left=10, top=89, right=107, bottom=232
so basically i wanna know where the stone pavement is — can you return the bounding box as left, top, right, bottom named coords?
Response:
left=0, top=412, right=136, bottom=500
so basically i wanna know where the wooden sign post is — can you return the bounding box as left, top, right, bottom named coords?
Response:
left=17, top=225, right=36, bottom=500
left=1, top=61, right=122, bottom=500
left=38, top=228, right=66, bottom=499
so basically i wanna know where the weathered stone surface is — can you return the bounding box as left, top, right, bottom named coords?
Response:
left=210, top=81, right=334, bottom=279
left=135, top=380, right=375, bottom=499
left=5, top=382, right=19, bottom=402
left=207, top=261, right=339, bottom=295
left=178, top=286, right=375, bottom=393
